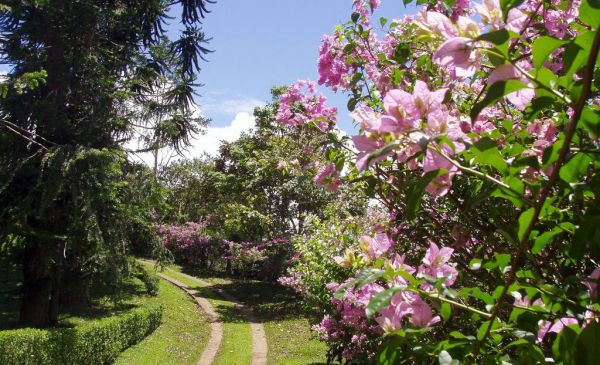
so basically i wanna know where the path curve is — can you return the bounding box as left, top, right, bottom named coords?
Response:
left=156, top=272, right=223, bottom=365
left=167, top=270, right=268, bottom=365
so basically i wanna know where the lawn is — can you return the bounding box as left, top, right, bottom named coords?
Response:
left=115, top=278, right=211, bottom=365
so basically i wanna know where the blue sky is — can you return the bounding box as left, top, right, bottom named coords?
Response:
left=174, top=0, right=415, bottom=135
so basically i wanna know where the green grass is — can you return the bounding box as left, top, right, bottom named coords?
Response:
left=164, top=263, right=327, bottom=365
left=115, top=278, right=211, bottom=365
left=147, top=265, right=254, bottom=365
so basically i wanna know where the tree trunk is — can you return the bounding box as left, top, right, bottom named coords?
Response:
left=19, top=245, right=51, bottom=327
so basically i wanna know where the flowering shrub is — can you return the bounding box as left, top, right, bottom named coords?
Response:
left=276, top=0, right=600, bottom=363
left=157, top=221, right=218, bottom=268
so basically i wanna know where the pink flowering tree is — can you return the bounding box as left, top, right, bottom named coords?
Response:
left=275, top=0, right=600, bottom=363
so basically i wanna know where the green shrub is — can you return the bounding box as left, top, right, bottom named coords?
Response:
left=0, top=304, right=163, bottom=365
left=134, top=265, right=160, bottom=296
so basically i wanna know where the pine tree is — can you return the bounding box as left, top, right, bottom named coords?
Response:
left=0, top=0, right=213, bottom=327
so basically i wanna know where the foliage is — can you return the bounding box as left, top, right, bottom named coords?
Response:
left=0, top=0, right=213, bottom=326
left=133, top=263, right=160, bottom=297
left=159, top=91, right=359, bottom=241
left=0, top=303, right=163, bottom=365
left=276, top=0, right=600, bottom=363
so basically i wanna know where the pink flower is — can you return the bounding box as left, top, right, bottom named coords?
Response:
left=352, top=135, right=390, bottom=171
left=475, top=0, right=527, bottom=32
left=381, top=81, right=447, bottom=132
left=423, top=144, right=459, bottom=197
left=361, top=233, right=393, bottom=259
left=415, top=11, right=458, bottom=39
left=381, top=89, right=420, bottom=132
left=433, top=37, right=480, bottom=78
left=276, top=160, right=288, bottom=170
left=537, top=317, right=579, bottom=343
left=313, top=163, right=341, bottom=192
left=410, top=297, right=441, bottom=327
left=488, top=64, right=534, bottom=110
left=350, top=104, right=383, bottom=133
left=418, top=242, right=458, bottom=289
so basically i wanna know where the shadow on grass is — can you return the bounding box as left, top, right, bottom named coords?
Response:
left=183, top=279, right=318, bottom=325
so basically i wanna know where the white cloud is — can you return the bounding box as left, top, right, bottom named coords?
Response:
left=200, top=97, right=265, bottom=117
left=126, top=111, right=256, bottom=167
left=185, top=111, right=256, bottom=157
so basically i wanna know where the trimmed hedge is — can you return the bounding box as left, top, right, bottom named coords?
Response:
left=0, top=303, right=163, bottom=365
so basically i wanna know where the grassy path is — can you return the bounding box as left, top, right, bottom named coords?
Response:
left=164, top=265, right=328, bottom=365
left=155, top=272, right=224, bottom=365
left=140, top=260, right=327, bottom=365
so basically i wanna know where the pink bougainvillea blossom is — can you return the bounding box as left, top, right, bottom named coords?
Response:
left=418, top=242, right=458, bottom=289
left=276, top=80, right=337, bottom=130
left=488, top=64, right=535, bottom=110
left=537, top=317, right=579, bottom=343
left=433, top=37, right=480, bottom=78
left=361, top=232, right=393, bottom=259
left=313, top=163, right=341, bottom=192
left=352, top=135, right=390, bottom=171
left=350, top=104, right=383, bottom=133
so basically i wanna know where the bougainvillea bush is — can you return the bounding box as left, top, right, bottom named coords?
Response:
left=158, top=221, right=218, bottom=268
left=276, top=0, right=600, bottom=363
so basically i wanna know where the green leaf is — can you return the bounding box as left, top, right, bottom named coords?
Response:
left=579, top=0, right=600, bottom=28
left=518, top=208, right=535, bottom=242
left=476, top=28, right=511, bottom=47
left=575, top=321, right=600, bottom=365
left=532, top=36, right=566, bottom=71
left=365, top=141, right=399, bottom=168
left=366, top=287, right=402, bottom=318
left=532, top=227, right=562, bottom=254
left=580, top=106, right=600, bottom=139
left=334, top=269, right=384, bottom=300
left=471, top=80, right=528, bottom=121
left=553, top=325, right=580, bottom=364
left=469, top=258, right=482, bottom=270
left=406, top=169, right=447, bottom=220
left=379, top=16, right=388, bottom=28
left=440, top=302, right=452, bottom=322
left=559, top=153, right=592, bottom=183
left=461, top=287, right=494, bottom=305
left=563, top=31, right=596, bottom=82
left=393, top=43, right=411, bottom=65
left=471, top=138, right=508, bottom=174
left=378, top=336, right=403, bottom=365
left=523, top=96, right=556, bottom=121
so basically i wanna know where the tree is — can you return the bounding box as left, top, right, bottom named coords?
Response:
left=0, top=0, right=213, bottom=327
left=160, top=89, right=364, bottom=241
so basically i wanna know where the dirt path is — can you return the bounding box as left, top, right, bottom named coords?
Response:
left=156, top=273, right=223, bottom=365
left=167, top=270, right=268, bottom=365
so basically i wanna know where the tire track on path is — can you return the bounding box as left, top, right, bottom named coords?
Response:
left=165, top=270, right=268, bottom=365
left=155, top=272, right=223, bottom=365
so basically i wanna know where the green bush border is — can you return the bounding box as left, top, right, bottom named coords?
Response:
left=0, top=303, right=163, bottom=365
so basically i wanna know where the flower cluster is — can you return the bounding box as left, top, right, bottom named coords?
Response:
left=316, top=239, right=458, bottom=361
left=275, top=80, right=337, bottom=131
left=276, top=0, right=600, bottom=362
left=158, top=221, right=213, bottom=266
